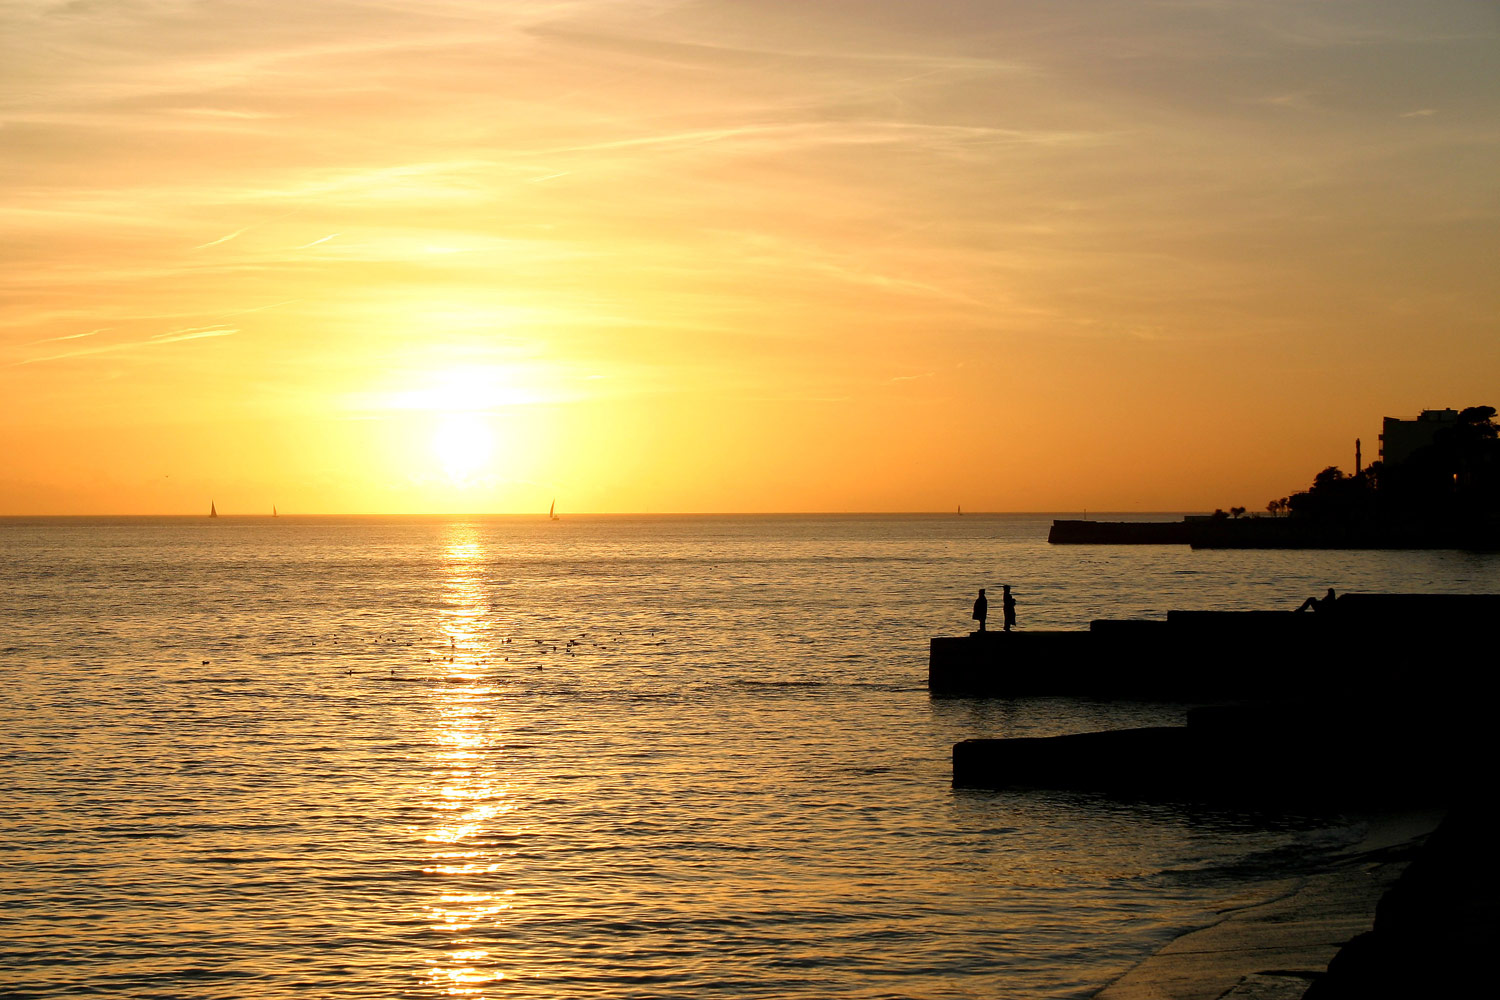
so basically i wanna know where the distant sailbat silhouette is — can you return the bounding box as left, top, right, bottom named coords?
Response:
left=549, top=499, right=560, bottom=521
left=958, top=504, right=962, bottom=515
left=273, top=505, right=278, bottom=517
left=209, top=501, right=218, bottom=518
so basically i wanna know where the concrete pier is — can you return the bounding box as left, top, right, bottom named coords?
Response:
left=929, top=594, right=1500, bottom=699
left=930, top=618, right=1341, bottom=699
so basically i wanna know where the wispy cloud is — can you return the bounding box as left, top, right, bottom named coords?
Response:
left=170, top=107, right=280, bottom=120
left=12, top=326, right=237, bottom=366
left=31, top=326, right=110, bottom=345
left=148, top=325, right=239, bottom=344
left=193, top=227, right=250, bottom=250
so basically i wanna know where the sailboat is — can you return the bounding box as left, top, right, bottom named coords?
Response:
left=549, top=499, right=560, bottom=521
left=273, top=506, right=278, bottom=517
left=209, top=501, right=218, bottom=518
left=958, top=504, right=963, bottom=516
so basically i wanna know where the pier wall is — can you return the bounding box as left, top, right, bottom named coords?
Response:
left=952, top=700, right=1473, bottom=803
left=929, top=594, right=1500, bottom=699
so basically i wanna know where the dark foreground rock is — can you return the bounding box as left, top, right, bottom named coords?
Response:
left=1092, top=813, right=1441, bottom=1000
left=1302, top=807, right=1495, bottom=999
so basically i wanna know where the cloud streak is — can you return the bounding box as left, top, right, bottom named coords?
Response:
left=193, top=227, right=251, bottom=250
left=12, top=326, right=237, bottom=366
left=31, top=327, right=110, bottom=345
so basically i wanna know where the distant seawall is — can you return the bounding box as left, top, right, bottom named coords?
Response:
left=1046, top=520, right=1191, bottom=544
left=1048, top=517, right=1499, bottom=549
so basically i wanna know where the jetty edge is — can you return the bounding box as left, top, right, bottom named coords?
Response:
left=939, top=593, right=1494, bottom=803
left=952, top=700, right=1474, bottom=806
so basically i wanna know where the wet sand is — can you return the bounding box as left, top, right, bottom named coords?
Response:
left=1092, top=810, right=1444, bottom=1000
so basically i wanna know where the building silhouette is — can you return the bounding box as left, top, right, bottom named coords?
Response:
left=1379, top=409, right=1459, bottom=466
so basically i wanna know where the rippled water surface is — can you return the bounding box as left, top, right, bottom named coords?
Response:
left=4, top=514, right=1498, bottom=998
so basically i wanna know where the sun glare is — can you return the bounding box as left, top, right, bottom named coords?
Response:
left=433, top=413, right=494, bottom=484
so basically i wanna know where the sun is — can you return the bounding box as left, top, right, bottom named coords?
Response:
left=432, top=412, right=495, bottom=484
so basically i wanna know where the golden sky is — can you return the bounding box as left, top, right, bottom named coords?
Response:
left=3, top=0, right=1497, bottom=514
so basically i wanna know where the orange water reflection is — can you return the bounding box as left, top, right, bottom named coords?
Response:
left=419, top=525, right=514, bottom=996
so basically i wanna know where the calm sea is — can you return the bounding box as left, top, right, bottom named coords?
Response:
left=4, top=514, right=1498, bottom=998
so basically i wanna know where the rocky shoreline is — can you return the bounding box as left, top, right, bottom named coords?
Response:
left=1304, top=806, right=1492, bottom=998
left=1091, top=805, right=1493, bottom=1000
left=1092, top=811, right=1443, bottom=1000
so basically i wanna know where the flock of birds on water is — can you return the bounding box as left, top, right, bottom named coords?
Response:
left=193, top=627, right=673, bottom=679
left=376, top=629, right=675, bottom=681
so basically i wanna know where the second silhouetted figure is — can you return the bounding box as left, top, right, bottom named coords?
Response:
left=972, top=588, right=988, bottom=632
left=1002, top=585, right=1016, bottom=632
left=1295, top=587, right=1337, bottom=613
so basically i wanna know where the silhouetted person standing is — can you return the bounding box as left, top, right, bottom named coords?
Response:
left=972, top=589, right=988, bottom=632
left=1295, top=587, right=1337, bottom=613
left=1002, top=585, right=1016, bottom=632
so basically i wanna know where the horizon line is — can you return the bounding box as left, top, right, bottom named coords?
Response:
left=0, top=509, right=1205, bottom=518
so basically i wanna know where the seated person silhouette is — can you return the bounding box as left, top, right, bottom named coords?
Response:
left=1295, top=587, right=1337, bottom=613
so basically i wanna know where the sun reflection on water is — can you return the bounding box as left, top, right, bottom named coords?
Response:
left=417, top=525, right=515, bottom=996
